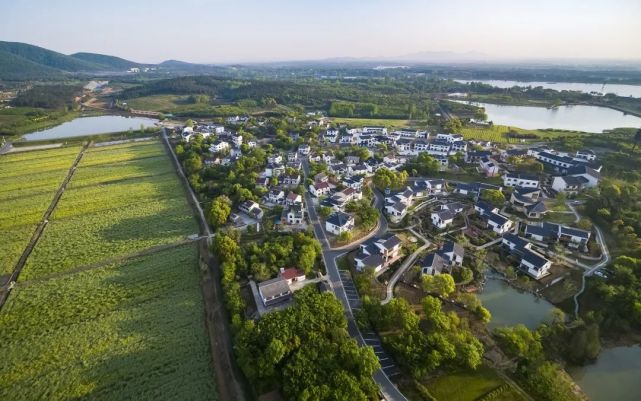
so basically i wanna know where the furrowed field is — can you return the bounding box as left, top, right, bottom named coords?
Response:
left=0, top=245, right=216, bottom=401
left=22, top=141, right=197, bottom=280
left=0, top=146, right=80, bottom=277
left=0, top=140, right=217, bottom=401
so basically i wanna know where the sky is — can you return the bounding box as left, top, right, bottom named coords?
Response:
left=1, top=0, right=640, bottom=64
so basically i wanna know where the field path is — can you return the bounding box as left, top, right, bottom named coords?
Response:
left=0, top=142, right=89, bottom=311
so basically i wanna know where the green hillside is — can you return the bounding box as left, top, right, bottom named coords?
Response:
left=0, top=41, right=146, bottom=80
left=0, top=41, right=102, bottom=72
left=70, top=52, right=143, bottom=70
left=0, top=49, right=63, bottom=80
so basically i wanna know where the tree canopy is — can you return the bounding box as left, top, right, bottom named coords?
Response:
left=234, top=288, right=380, bottom=400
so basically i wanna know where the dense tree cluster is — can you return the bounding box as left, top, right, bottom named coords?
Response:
left=234, top=288, right=380, bottom=400
left=345, top=199, right=379, bottom=230
left=479, top=188, right=506, bottom=207
left=493, top=324, right=583, bottom=401
left=373, top=168, right=408, bottom=191
left=208, top=196, right=232, bottom=229
left=404, top=153, right=440, bottom=176
left=244, top=232, right=322, bottom=281
left=212, top=233, right=245, bottom=325
left=13, top=84, right=82, bottom=109
left=364, top=297, right=484, bottom=378
left=177, top=134, right=267, bottom=206
left=589, top=256, right=641, bottom=330
left=121, top=74, right=440, bottom=119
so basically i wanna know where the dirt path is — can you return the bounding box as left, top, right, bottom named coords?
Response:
left=162, top=129, right=248, bottom=401
left=0, top=142, right=89, bottom=310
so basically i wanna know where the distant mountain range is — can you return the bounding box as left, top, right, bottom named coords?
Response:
left=1, top=41, right=640, bottom=81
left=320, top=50, right=491, bottom=64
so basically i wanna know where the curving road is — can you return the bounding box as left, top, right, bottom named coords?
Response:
left=382, top=227, right=430, bottom=305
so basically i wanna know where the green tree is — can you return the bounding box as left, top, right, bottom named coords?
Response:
left=523, top=361, right=582, bottom=401
left=422, top=274, right=455, bottom=297
left=208, top=196, right=232, bottom=229
left=632, top=128, right=641, bottom=154
left=319, top=206, right=332, bottom=219
left=443, top=117, right=463, bottom=133
left=457, top=267, right=474, bottom=284
left=480, top=189, right=506, bottom=206
left=183, top=154, right=202, bottom=175
left=494, top=324, right=543, bottom=361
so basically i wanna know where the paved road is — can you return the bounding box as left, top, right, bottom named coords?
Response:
left=562, top=201, right=611, bottom=318
left=382, top=227, right=430, bottom=305
left=302, top=159, right=409, bottom=401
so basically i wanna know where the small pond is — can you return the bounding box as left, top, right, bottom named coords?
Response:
left=22, top=115, right=158, bottom=141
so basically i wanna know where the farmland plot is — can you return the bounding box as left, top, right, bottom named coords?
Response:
left=0, top=146, right=80, bottom=276
left=22, top=141, right=198, bottom=280
left=0, top=245, right=217, bottom=401
left=1, top=140, right=217, bottom=401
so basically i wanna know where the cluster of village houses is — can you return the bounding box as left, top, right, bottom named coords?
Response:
left=180, top=121, right=601, bottom=307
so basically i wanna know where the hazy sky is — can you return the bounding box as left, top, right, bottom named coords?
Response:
left=1, top=0, right=640, bottom=63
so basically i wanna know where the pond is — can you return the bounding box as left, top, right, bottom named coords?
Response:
left=453, top=100, right=641, bottom=133
left=570, top=345, right=641, bottom=401
left=22, top=115, right=158, bottom=141
left=455, top=79, right=641, bottom=98
left=477, top=278, right=555, bottom=330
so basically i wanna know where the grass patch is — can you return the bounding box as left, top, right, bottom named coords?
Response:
left=423, top=366, right=529, bottom=401
left=544, top=212, right=578, bottom=225
left=123, top=94, right=186, bottom=111
left=330, top=117, right=421, bottom=129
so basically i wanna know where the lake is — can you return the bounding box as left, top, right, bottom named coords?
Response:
left=453, top=100, right=641, bottom=133
left=456, top=79, right=641, bottom=98
left=570, top=345, right=641, bottom=401
left=477, top=278, right=555, bottom=330
left=22, top=115, right=158, bottom=141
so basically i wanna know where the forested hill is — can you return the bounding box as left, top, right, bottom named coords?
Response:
left=0, top=41, right=145, bottom=80
left=70, top=52, right=144, bottom=70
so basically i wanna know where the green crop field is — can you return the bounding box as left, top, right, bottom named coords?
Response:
left=0, top=140, right=217, bottom=401
left=459, top=124, right=586, bottom=144
left=330, top=117, right=418, bottom=129
left=21, top=141, right=198, bottom=280
left=0, top=146, right=80, bottom=276
left=0, top=245, right=216, bottom=401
